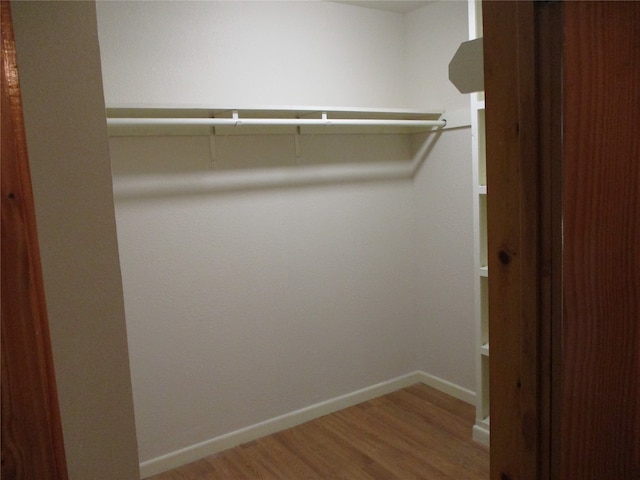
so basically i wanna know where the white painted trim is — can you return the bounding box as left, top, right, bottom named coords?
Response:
left=472, top=423, right=490, bottom=446
left=414, top=370, right=476, bottom=405
left=139, top=370, right=474, bottom=478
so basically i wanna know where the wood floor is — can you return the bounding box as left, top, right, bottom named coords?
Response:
left=147, top=383, right=489, bottom=480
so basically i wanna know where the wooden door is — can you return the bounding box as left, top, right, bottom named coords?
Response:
left=483, top=1, right=640, bottom=479
left=1, top=2, right=69, bottom=479
left=561, top=3, right=640, bottom=478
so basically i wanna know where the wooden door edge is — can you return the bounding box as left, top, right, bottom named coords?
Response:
left=1, top=2, right=69, bottom=478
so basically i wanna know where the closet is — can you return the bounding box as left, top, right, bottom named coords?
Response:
left=96, top=1, right=481, bottom=476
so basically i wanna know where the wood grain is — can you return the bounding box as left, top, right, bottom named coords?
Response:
left=535, top=4, right=564, bottom=477
left=1, top=2, right=68, bottom=479
left=483, top=2, right=544, bottom=479
left=561, top=3, right=640, bottom=478
left=146, top=384, right=489, bottom=480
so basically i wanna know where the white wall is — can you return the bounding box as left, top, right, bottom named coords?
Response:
left=11, top=2, right=140, bottom=479
left=404, top=0, right=470, bottom=116
left=97, top=0, right=474, bottom=469
left=413, top=128, right=475, bottom=390
left=98, top=0, right=409, bottom=108
left=405, top=0, right=476, bottom=392
left=114, top=179, right=421, bottom=461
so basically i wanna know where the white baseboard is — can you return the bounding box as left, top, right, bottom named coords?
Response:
left=140, top=370, right=475, bottom=479
left=414, top=370, right=476, bottom=405
left=473, top=423, right=490, bottom=446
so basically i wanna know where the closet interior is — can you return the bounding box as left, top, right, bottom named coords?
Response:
left=96, top=0, right=488, bottom=476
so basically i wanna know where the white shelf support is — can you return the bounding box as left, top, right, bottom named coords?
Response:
left=104, top=106, right=462, bottom=137
left=208, top=128, right=216, bottom=166
left=106, top=115, right=447, bottom=129
left=294, top=126, right=301, bottom=161
left=469, top=0, right=490, bottom=447
left=106, top=105, right=454, bottom=195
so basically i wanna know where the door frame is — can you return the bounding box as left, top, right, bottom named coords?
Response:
left=1, top=2, right=68, bottom=478
left=485, top=1, right=640, bottom=479
left=483, top=2, right=562, bottom=479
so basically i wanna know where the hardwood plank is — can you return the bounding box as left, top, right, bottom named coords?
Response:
left=256, top=436, right=328, bottom=480
left=377, top=389, right=488, bottom=467
left=274, top=416, right=379, bottom=478
left=331, top=405, right=472, bottom=479
left=146, top=383, right=488, bottom=480
left=322, top=407, right=450, bottom=479
left=221, top=443, right=277, bottom=480
left=386, top=387, right=477, bottom=440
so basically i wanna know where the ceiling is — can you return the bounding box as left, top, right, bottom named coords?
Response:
left=333, top=1, right=433, bottom=14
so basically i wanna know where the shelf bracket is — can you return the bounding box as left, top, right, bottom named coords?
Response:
left=208, top=127, right=216, bottom=166
left=294, top=123, right=301, bottom=162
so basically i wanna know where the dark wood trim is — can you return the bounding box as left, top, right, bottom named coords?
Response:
left=483, top=2, right=559, bottom=479
left=485, top=2, right=640, bottom=479
left=483, top=2, right=538, bottom=479
left=1, top=2, right=69, bottom=478
left=535, top=4, right=563, bottom=479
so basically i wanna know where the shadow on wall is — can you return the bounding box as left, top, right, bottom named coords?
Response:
left=109, top=133, right=412, bottom=174
left=108, top=129, right=446, bottom=200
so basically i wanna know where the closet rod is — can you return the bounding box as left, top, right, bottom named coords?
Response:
left=106, top=116, right=446, bottom=128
